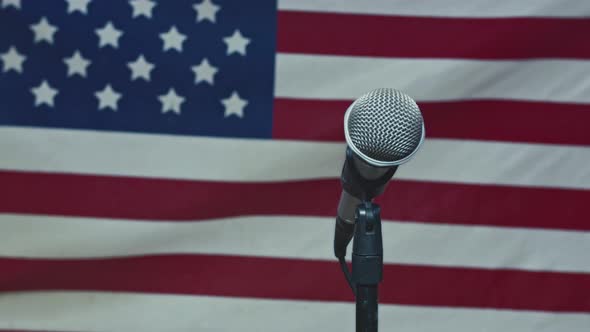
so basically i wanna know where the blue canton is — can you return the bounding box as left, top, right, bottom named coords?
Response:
left=0, top=0, right=277, bottom=139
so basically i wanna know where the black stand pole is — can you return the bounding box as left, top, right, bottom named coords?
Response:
left=356, top=285, right=378, bottom=332
left=352, top=202, right=383, bottom=332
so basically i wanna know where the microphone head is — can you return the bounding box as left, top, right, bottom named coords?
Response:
left=344, top=88, right=425, bottom=167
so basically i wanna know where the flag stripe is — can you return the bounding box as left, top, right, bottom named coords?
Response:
left=2, top=292, right=589, bottom=332
left=275, top=54, right=590, bottom=103
left=277, top=11, right=590, bottom=59
left=278, top=0, right=590, bottom=18
left=2, top=127, right=589, bottom=190
left=2, top=214, right=589, bottom=273
left=273, top=98, right=590, bottom=145
left=2, top=171, right=589, bottom=231
left=1, top=255, right=589, bottom=312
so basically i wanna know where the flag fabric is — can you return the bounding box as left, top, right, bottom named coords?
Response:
left=0, top=0, right=589, bottom=331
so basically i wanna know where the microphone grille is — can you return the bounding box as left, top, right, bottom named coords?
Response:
left=345, top=88, right=425, bottom=166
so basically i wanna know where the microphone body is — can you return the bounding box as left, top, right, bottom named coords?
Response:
left=334, top=148, right=396, bottom=258
left=333, top=88, right=425, bottom=259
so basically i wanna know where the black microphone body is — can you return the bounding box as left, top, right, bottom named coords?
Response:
left=334, top=147, right=396, bottom=259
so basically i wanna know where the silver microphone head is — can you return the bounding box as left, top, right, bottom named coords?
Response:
left=344, top=88, right=425, bottom=167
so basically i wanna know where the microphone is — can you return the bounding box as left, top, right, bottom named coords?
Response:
left=334, top=88, right=425, bottom=259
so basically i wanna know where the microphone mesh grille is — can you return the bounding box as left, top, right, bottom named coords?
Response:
left=346, top=88, right=424, bottom=164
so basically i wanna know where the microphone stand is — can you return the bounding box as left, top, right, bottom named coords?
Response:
left=352, top=201, right=383, bottom=332
left=334, top=148, right=393, bottom=331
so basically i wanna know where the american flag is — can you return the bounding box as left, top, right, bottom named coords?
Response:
left=0, top=0, right=589, bottom=331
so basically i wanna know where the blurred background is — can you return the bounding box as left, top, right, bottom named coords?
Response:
left=0, top=0, right=589, bottom=331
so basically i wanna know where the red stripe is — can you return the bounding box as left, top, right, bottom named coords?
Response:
left=1, top=170, right=589, bottom=231
left=277, top=11, right=590, bottom=59
left=1, top=255, right=589, bottom=312
left=273, top=98, right=590, bottom=146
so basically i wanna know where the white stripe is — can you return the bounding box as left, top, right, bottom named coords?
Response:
left=2, top=214, right=589, bottom=273
left=275, top=54, right=590, bottom=103
left=278, top=0, right=590, bottom=18
left=1, top=127, right=589, bottom=189
left=0, top=291, right=588, bottom=332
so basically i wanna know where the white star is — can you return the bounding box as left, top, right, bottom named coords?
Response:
left=223, top=29, right=250, bottom=56
left=158, top=88, right=185, bottom=114
left=31, top=80, right=58, bottom=107
left=159, top=26, right=186, bottom=52
left=221, top=91, right=247, bottom=118
left=95, top=84, right=122, bottom=111
left=191, top=58, right=218, bottom=85
left=30, top=17, right=58, bottom=44
left=1, top=46, right=26, bottom=73
left=1, top=0, right=20, bottom=9
left=193, top=0, right=220, bottom=23
left=63, top=50, right=91, bottom=77
left=129, top=0, right=156, bottom=19
left=127, top=54, right=154, bottom=81
left=65, top=0, right=91, bottom=14
left=95, top=21, right=123, bottom=48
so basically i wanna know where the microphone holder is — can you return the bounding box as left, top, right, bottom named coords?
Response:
left=351, top=201, right=383, bottom=332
